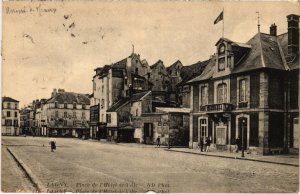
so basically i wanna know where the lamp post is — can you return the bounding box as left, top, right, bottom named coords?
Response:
left=241, top=118, right=245, bottom=157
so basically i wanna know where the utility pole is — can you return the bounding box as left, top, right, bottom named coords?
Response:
left=241, top=118, right=245, bottom=157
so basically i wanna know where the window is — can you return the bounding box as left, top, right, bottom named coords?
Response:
left=7, top=111, right=10, bottom=117
left=73, top=103, right=76, bottom=109
left=217, top=83, right=227, bottom=103
left=82, top=104, right=86, bottom=110
left=15, top=112, right=18, bottom=117
left=135, top=67, right=138, bottom=74
left=13, top=120, right=18, bottom=127
left=136, top=109, right=139, bottom=116
left=64, top=112, right=67, bottom=118
left=199, top=118, right=208, bottom=139
left=201, top=86, right=208, bottom=105
left=7, top=103, right=11, bottom=109
left=15, top=103, right=18, bottom=109
left=102, top=86, right=104, bottom=93
left=73, top=120, right=76, bottom=126
left=55, top=111, right=58, bottom=117
left=107, top=114, right=111, bottom=123
left=73, top=112, right=76, bottom=118
left=64, top=103, right=68, bottom=108
left=82, top=112, right=85, bottom=119
left=5, top=119, right=12, bottom=126
left=218, top=57, right=225, bottom=71
left=239, top=79, right=246, bottom=102
left=63, top=120, right=67, bottom=126
left=55, top=102, right=58, bottom=108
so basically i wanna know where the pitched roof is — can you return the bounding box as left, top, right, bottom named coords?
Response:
left=187, top=56, right=216, bottom=83
left=178, top=59, right=210, bottom=85
left=166, top=60, right=183, bottom=74
left=188, top=32, right=292, bottom=84
left=232, top=33, right=286, bottom=73
left=107, top=91, right=151, bottom=112
left=150, top=60, right=164, bottom=69
left=2, top=97, right=19, bottom=102
left=47, top=92, right=90, bottom=105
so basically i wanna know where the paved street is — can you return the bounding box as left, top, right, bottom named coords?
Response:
left=2, top=136, right=299, bottom=193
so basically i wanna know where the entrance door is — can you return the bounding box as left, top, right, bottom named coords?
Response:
left=216, top=127, right=226, bottom=145
left=238, top=117, right=248, bottom=149
left=144, top=123, right=154, bottom=144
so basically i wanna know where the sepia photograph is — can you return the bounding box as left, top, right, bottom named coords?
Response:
left=1, top=0, right=299, bottom=193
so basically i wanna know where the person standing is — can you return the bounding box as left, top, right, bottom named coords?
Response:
left=235, top=138, right=240, bottom=153
left=49, top=137, right=56, bottom=152
left=156, top=136, right=161, bottom=147
left=205, top=137, right=211, bottom=152
left=199, top=137, right=204, bottom=152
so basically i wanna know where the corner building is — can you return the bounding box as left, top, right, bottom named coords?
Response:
left=186, top=14, right=299, bottom=155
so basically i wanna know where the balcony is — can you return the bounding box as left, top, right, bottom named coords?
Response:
left=238, top=101, right=248, bottom=108
left=200, top=103, right=233, bottom=112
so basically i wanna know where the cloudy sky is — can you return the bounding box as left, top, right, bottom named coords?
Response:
left=2, top=1, right=298, bottom=106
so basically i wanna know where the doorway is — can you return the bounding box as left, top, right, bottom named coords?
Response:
left=144, top=123, right=154, bottom=144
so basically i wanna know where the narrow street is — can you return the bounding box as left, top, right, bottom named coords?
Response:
left=2, top=136, right=299, bottom=193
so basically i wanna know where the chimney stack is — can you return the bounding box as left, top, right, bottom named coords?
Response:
left=270, top=23, right=277, bottom=36
left=51, top=88, right=57, bottom=97
left=287, top=14, right=299, bottom=56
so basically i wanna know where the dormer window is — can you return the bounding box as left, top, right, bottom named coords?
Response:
left=219, top=43, right=225, bottom=54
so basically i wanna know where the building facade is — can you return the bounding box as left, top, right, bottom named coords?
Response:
left=2, top=97, right=20, bottom=136
left=185, top=14, right=299, bottom=155
left=41, top=89, right=90, bottom=137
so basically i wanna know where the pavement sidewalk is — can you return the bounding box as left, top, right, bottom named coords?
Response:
left=165, top=147, right=299, bottom=167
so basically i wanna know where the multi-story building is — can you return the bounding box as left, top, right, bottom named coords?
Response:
left=2, top=97, right=20, bottom=136
left=90, top=53, right=152, bottom=140
left=185, top=14, right=299, bottom=155
left=41, top=89, right=90, bottom=137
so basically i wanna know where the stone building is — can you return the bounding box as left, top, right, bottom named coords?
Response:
left=1, top=97, right=20, bottom=136
left=185, top=14, right=299, bottom=155
left=90, top=53, right=152, bottom=140
left=166, top=60, right=183, bottom=103
left=41, top=89, right=90, bottom=137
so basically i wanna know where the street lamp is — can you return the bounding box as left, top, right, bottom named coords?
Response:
left=241, top=118, right=245, bottom=157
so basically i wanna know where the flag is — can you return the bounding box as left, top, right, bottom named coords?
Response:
left=214, top=11, right=223, bottom=25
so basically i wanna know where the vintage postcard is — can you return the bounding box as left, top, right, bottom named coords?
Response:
left=1, top=0, right=299, bottom=193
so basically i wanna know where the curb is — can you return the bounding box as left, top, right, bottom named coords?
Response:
left=165, top=149, right=299, bottom=167
left=7, top=147, right=47, bottom=192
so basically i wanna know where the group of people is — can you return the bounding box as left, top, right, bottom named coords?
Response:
left=198, top=137, right=212, bottom=152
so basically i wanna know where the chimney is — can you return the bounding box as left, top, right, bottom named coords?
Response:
left=51, top=88, right=57, bottom=97
left=287, top=14, right=299, bottom=56
left=270, top=23, right=277, bottom=36
left=58, top=88, right=65, bottom=93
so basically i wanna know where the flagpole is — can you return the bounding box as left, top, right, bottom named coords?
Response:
left=222, top=8, right=224, bottom=38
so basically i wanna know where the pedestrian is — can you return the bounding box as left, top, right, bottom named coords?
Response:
left=156, top=136, right=161, bottom=147
left=205, top=137, right=211, bottom=152
left=49, top=137, right=56, bottom=152
left=198, top=137, right=204, bottom=152
left=235, top=138, right=240, bottom=153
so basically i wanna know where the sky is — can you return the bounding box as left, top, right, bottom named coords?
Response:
left=2, top=1, right=299, bottom=107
